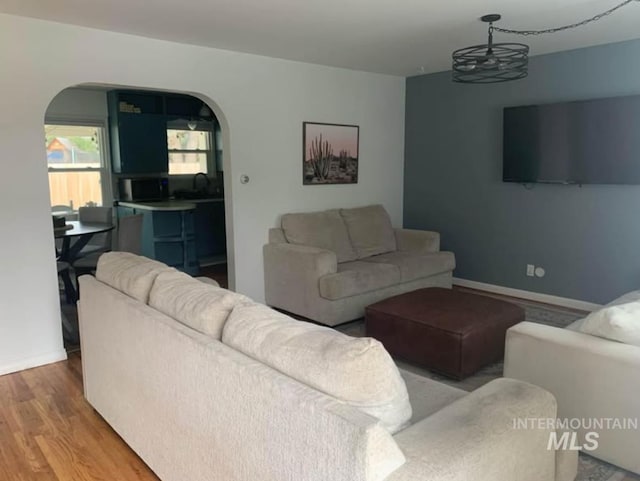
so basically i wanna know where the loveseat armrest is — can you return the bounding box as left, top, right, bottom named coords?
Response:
left=263, top=242, right=337, bottom=314
left=505, top=321, right=640, bottom=474
left=394, top=229, right=440, bottom=253
left=387, top=378, right=562, bottom=481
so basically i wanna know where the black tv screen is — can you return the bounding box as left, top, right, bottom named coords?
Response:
left=503, top=95, right=640, bottom=184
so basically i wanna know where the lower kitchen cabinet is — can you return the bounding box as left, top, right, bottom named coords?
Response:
left=117, top=203, right=199, bottom=275
left=193, top=200, right=226, bottom=263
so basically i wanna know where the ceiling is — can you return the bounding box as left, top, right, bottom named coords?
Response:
left=3, top=0, right=640, bottom=76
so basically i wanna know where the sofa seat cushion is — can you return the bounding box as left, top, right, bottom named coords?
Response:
left=222, top=303, right=412, bottom=434
left=362, top=251, right=455, bottom=282
left=340, top=205, right=397, bottom=259
left=281, top=209, right=357, bottom=263
left=319, top=261, right=401, bottom=300
left=95, top=252, right=173, bottom=303
left=148, top=270, right=253, bottom=339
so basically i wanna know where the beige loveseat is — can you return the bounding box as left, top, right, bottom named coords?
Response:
left=505, top=290, right=640, bottom=475
left=263, top=204, right=455, bottom=325
left=79, top=252, right=576, bottom=481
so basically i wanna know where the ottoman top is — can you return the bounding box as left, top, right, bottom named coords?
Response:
left=366, top=288, right=524, bottom=335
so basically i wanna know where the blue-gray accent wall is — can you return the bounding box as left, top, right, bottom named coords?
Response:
left=404, top=39, right=640, bottom=304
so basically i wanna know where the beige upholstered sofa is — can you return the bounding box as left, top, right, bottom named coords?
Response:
left=263, top=204, right=455, bottom=326
left=505, top=291, right=640, bottom=475
left=79, top=252, right=576, bottom=481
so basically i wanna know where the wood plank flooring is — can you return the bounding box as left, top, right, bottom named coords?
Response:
left=0, top=353, right=159, bottom=481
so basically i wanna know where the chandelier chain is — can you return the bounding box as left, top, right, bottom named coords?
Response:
left=493, top=0, right=637, bottom=36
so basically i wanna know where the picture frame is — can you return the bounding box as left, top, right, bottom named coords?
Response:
left=303, top=122, right=359, bottom=185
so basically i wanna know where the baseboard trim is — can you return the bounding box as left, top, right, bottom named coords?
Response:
left=0, top=349, right=68, bottom=376
left=452, top=277, right=601, bottom=312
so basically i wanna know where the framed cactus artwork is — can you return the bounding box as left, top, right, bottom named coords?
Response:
left=303, top=122, right=359, bottom=185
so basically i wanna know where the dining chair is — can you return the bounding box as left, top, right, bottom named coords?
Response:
left=52, top=205, right=76, bottom=254
left=117, top=214, right=144, bottom=254
left=77, top=206, right=113, bottom=257
left=73, top=213, right=144, bottom=285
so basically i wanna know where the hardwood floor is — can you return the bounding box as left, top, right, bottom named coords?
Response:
left=199, top=263, right=228, bottom=289
left=0, top=353, right=159, bottom=481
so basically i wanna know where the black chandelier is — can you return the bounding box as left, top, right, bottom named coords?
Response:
left=452, top=0, right=639, bottom=84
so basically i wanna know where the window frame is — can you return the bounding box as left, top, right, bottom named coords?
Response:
left=166, top=119, right=216, bottom=177
left=44, top=119, right=113, bottom=208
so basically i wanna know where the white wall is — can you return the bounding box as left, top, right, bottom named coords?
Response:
left=46, top=88, right=108, bottom=121
left=0, top=14, right=405, bottom=374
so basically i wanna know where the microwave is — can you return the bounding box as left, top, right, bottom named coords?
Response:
left=118, top=177, right=169, bottom=202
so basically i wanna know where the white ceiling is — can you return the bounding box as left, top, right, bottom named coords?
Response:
left=3, top=0, right=640, bottom=76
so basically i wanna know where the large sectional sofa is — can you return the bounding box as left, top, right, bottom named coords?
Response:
left=263, top=204, right=456, bottom=325
left=79, top=252, right=577, bottom=481
left=505, top=290, right=640, bottom=475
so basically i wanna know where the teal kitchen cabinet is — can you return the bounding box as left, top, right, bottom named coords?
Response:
left=117, top=202, right=199, bottom=275
left=193, top=200, right=226, bottom=263
left=108, top=91, right=169, bottom=174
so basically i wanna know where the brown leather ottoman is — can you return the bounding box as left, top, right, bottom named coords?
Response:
left=365, top=288, right=525, bottom=379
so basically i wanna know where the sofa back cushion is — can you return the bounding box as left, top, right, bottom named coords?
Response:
left=95, top=252, right=173, bottom=303
left=222, top=303, right=412, bottom=434
left=281, top=209, right=357, bottom=263
left=340, top=205, right=397, bottom=259
left=575, top=301, right=640, bottom=347
left=149, top=270, right=253, bottom=339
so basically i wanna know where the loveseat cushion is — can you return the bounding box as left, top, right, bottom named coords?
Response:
left=362, top=251, right=455, bottom=282
left=95, top=252, right=173, bottom=303
left=340, top=205, right=397, bottom=259
left=222, top=303, right=412, bottom=434
left=148, top=270, right=252, bottom=339
left=319, top=261, right=401, bottom=300
left=281, top=209, right=357, bottom=263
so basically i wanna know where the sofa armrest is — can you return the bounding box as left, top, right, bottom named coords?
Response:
left=394, top=229, right=440, bottom=253
left=263, top=242, right=337, bottom=313
left=505, top=322, right=640, bottom=474
left=387, top=378, right=560, bottom=481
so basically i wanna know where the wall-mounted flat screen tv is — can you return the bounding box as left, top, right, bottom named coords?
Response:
left=503, top=95, right=640, bottom=185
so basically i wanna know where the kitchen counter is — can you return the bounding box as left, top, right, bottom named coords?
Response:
left=118, top=201, right=196, bottom=212
left=116, top=198, right=226, bottom=275
left=186, top=198, right=224, bottom=204
left=118, top=198, right=223, bottom=211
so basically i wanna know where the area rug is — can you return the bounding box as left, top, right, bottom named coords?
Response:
left=336, top=297, right=640, bottom=481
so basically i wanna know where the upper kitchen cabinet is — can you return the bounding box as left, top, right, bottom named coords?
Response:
left=108, top=91, right=169, bottom=174
left=164, top=94, right=207, bottom=119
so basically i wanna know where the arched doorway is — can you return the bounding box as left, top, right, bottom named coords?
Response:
left=45, top=84, right=234, bottom=350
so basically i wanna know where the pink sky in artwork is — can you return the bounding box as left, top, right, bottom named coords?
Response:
left=305, top=123, right=358, bottom=161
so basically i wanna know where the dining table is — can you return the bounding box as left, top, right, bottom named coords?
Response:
left=54, top=220, right=114, bottom=306
left=54, top=220, right=115, bottom=264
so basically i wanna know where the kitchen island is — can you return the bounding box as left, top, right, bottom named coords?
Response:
left=117, top=199, right=226, bottom=275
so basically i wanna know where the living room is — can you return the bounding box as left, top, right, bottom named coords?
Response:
left=0, top=1, right=639, bottom=480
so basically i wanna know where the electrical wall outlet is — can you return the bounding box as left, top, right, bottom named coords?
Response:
left=526, top=264, right=535, bottom=277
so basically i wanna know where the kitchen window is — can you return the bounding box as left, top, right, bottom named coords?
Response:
left=167, top=120, right=214, bottom=176
left=45, top=123, right=109, bottom=212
